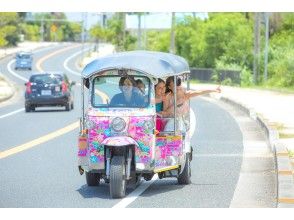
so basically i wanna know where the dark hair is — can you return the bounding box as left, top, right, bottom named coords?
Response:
left=155, top=78, right=165, bottom=89
left=135, top=79, right=144, bottom=85
left=119, top=76, right=136, bottom=91
left=165, top=76, right=181, bottom=94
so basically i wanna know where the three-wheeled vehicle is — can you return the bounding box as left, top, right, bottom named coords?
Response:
left=78, top=51, right=193, bottom=198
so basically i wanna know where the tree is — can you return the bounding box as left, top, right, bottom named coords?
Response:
left=0, top=12, right=20, bottom=47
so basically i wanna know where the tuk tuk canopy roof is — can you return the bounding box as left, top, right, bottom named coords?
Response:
left=81, top=51, right=190, bottom=79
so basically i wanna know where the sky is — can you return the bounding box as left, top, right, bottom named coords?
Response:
left=65, top=12, right=208, bottom=30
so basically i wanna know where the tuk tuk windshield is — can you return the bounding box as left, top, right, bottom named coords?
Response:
left=92, top=75, right=150, bottom=108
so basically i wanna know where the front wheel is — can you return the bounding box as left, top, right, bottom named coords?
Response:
left=110, top=156, right=126, bottom=198
left=177, top=153, right=191, bottom=185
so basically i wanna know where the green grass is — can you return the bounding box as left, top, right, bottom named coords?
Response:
left=280, top=133, right=294, bottom=139
left=289, top=150, right=294, bottom=158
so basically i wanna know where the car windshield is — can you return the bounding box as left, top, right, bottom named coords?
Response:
left=92, top=75, right=150, bottom=108
left=17, top=54, right=31, bottom=59
left=30, top=74, right=63, bottom=84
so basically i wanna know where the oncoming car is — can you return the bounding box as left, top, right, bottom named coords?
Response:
left=15, top=51, right=33, bottom=70
left=24, top=73, right=76, bottom=112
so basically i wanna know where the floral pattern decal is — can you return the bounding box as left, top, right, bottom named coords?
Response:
left=155, top=136, right=183, bottom=168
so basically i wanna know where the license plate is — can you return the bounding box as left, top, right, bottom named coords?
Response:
left=21, top=61, right=27, bottom=64
left=41, top=90, right=51, bottom=96
left=55, top=86, right=60, bottom=92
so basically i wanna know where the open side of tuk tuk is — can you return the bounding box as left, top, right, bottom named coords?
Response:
left=77, top=51, right=193, bottom=198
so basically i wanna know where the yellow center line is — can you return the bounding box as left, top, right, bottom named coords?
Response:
left=36, top=44, right=81, bottom=72
left=0, top=121, right=79, bottom=159
left=0, top=44, right=83, bottom=159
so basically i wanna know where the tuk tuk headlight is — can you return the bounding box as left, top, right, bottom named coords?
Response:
left=144, top=120, right=155, bottom=131
left=85, top=119, right=96, bottom=129
left=111, top=117, right=126, bottom=132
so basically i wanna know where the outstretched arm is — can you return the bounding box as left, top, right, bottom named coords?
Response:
left=184, top=86, right=221, bottom=100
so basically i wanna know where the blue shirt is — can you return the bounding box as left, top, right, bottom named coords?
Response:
left=110, top=91, right=145, bottom=107
left=156, top=102, right=163, bottom=112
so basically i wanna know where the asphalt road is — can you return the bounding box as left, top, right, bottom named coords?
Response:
left=0, top=43, right=276, bottom=208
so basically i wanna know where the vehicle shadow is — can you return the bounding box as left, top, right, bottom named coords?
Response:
left=137, top=178, right=218, bottom=198
left=77, top=178, right=218, bottom=200
left=76, top=180, right=136, bottom=200
left=77, top=183, right=110, bottom=199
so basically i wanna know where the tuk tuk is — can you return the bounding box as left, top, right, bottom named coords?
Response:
left=78, top=51, right=193, bottom=198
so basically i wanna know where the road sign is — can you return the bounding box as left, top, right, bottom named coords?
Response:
left=51, top=24, right=57, bottom=32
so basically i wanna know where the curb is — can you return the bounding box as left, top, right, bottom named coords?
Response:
left=0, top=74, right=16, bottom=103
left=218, top=96, right=294, bottom=208
left=0, top=42, right=59, bottom=104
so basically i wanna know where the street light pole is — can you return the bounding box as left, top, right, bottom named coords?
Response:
left=264, top=12, right=270, bottom=82
left=40, top=19, right=44, bottom=42
left=253, top=12, right=261, bottom=85
left=80, top=14, right=85, bottom=133
left=170, top=12, right=175, bottom=54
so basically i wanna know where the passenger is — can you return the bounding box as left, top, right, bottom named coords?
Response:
left=135, top=79, right=146, bottom=95
left=110, top=77, right=144, bottom=107
left=154, top=78, right=169, bottom=131
left=163, top=76, right=221, bottom=131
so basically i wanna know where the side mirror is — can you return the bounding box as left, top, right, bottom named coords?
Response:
left=71, top=81, right=76, bottom=86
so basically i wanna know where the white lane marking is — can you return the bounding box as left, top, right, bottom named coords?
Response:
left=111, top=107, right=197, bottom=208
left=190, top=107, right=196, bottom=137
left=7, top=59, right=28, bottom=82
left=112, top=175, right=158, bottom=208
left=3, top=44, right=82, bottom=120
left=63, top=47, right=93, bottom=76
left=6, top=44, right=61, bottom=82
left=0, top=108, right=24, bottom=119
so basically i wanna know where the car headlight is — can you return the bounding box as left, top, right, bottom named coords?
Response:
left=85, top=118, right=96, bottom=129
left=144, top=120, right=155, bottom=131
left=111, top=117, right=126, bottom=132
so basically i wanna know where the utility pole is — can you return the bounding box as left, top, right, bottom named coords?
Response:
left=170, top=12, right=175, bottom=54
left=253, top=12, right=261, bottom=85
left=144, top=12, right=147, bottom=50
left=138, top=13, right=142, bottom=50
left=40, top=19, right=44, bottom=42
left=80, top=13, right=86, bottom=67
left=264, top=12, right=270, bottom=82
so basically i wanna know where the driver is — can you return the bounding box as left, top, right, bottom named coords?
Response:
left=110, top=76, right=145, bottom=107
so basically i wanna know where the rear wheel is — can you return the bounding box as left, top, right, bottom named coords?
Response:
left=85, top=171, right=100, bottom=186
left=25, top=105, right=30, bottom=112
left=110, top=156, right=126, bottom=198
left=177, top=153, right=191, bottom=185
left=65, top=102, right=71, bottom=111
left=71, top=102, right=74, bottom=110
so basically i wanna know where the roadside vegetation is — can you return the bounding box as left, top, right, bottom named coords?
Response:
left=0, top=12, right=293, bottom=90
left=0, top=12, right=82, bottom=47
left=90, top=12, right=293, bottom=90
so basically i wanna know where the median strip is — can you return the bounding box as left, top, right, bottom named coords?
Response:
left=0, top=121, right=79, bottom=159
